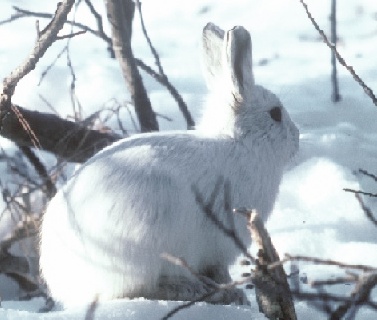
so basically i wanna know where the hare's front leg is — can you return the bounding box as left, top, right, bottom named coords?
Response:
left=202, top=265, right=249, bottom=305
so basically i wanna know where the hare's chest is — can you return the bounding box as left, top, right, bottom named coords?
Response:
left=222, top=157, right=281, bottom=219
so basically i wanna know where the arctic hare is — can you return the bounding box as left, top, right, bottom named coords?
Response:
left=40, top=23, right=299, bottom=307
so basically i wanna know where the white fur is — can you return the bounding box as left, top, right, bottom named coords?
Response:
left=40, top=23, right=299, bottom=307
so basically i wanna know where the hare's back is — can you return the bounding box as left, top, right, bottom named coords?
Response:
left=85, top=131, right=230, bottom=179
left=53, top=132, right=233, bottom=236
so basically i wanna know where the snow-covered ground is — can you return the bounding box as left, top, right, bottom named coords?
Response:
left=1, top=0, right=377, bottom=318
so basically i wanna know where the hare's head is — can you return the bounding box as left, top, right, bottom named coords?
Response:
left=198, top=23, right=299, bottom=163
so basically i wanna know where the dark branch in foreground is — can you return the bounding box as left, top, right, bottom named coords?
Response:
left=1, top=104, right=120, bottom=163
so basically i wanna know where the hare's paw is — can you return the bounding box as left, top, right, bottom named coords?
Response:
left=153, top=274, right=249, bottom=305
left=206, top=286, right=249, bottom=306
left=148, top=275, right=205, bottom=302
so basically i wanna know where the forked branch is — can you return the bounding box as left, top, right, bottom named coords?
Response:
left=1, top=0, right=76, bottom=99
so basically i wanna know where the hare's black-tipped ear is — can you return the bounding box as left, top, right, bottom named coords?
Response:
left=224, top=26, right=254, bottom=104
left=202, top=23, right=225, bottom=88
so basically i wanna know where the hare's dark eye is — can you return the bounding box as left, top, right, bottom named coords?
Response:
left=269, top=106, right=282, bottom=122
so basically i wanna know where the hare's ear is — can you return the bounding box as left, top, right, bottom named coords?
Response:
left=202, top=23, right=225, bottom=89
left=224, top=26, right=254, bottom=105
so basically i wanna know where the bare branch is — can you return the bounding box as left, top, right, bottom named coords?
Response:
left=0, top=217, right=39, bottom=253
left=18, top=146, right=57, bottom=198
left=1, top=0, right=75, bottom=98
left=9, top=5, right=113, bottom=48
left=4, top=4, right=193, bottom=129
left=330, top=272, right=377, bottom=319
left=298, top=0, right=377, bottom=106
left=133, top=1, right=194, bottom=129
left=136, top=59, right=195, bottom=129
left=83, top=0, right=114, bottom=57
left=343, top=188, right=377, bottom=198
left=56, top=29, right=86, bottom=40
left=282, top=254, right=377, bottom=273
left=105, top=0, right=159, bottom=132
left=358, top=168, right=377, bottom=182
left=135, top=0, right=165, bottom=77
left=310, top=274, right=358, bottom=287
left=354, top=193, right=377, bottom=228
left=330, top=0, right=341, bottom=102
left=0, top=11, right=25, bottom=26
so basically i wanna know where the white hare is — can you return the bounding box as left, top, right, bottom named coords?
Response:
left=40, top=23, right=299, bottom=307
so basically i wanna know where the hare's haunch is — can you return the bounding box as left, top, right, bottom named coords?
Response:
left=40, top=23, right=299, bottom=307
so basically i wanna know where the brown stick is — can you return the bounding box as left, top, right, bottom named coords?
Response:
left=247, top=211, right=297, bottom=320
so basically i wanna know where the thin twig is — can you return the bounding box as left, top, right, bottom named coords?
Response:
left=358, top=168, right=377, bottom=182
left=136, top=59, right=195, bottom=129
left=354, top=193, right=377, bottom=228
left=310, top=274, right=357, bottom=287
left=161, top=253, right=218, bottom=289
left=18, top=146, right=57, bottom=198
left=298, top=0, right=377, bottom=106
left=0, top=12, right=24, bottom=26
left=330, top=272, right=377, bottom=319
left=135, top=0, right=165, bottom=77
left=343, top=188, right=377, bottom=198
left=2, top=1, right=76, bottom=97
left=38, top=46, right=67, bottom=86
left=161, top=290, right=217, bottom=320
left=281, top=254, right=377, bottom=273
left=134, top=0, right=194, bottom=129
left=160, top=253, right=253, bottom=320
left=192, top=182, right=255, bottom=264
left=56, top=29, right=86, bottom=40
left=10, top=6, right=112, bottom=44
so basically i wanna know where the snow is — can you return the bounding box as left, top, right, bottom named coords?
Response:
left=1, top=0, right=377, bottom=319
left=0, top=299, right=262, bottom=320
